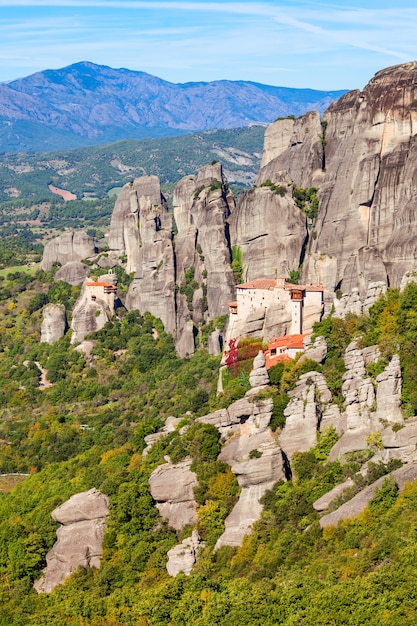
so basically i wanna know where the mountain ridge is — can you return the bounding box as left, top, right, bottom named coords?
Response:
left=0, top=61, right=347, bottom=152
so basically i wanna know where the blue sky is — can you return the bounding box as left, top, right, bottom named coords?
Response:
left=0, top=0, right=416, bottom=90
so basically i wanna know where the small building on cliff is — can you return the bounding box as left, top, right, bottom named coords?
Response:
left=264, top=333, right=308, bottom=368
left=227, top=277, right=324, bottom=341
left=85, top=281, right=117, bottom=315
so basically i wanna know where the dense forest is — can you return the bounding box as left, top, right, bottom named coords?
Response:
left=1, top=260, right=417, bottom=625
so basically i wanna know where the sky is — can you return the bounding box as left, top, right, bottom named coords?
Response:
left=0, top=0, right=416, bottom=91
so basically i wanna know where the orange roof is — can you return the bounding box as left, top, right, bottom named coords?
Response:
left=264, top=353, right=292, bottom=369
left=267, top=333, right=308, bottom=351
left=236, top=278, right=324, bottom=292
left=228, top=301, right=238, bottom=307
left=86, top=281, right=116, bottom=288
left=237, top=279, right=277, bottom=290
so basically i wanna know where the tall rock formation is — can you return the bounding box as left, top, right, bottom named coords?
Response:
left=70, top=274, right=118, bottom=345
left=173, top=163, right=235, bottom=355
left=229, top=186, right=308, bottom=282
left=112, top=177, right=176, bottom=335
left=109, top=166, right=234, bottom=356
left=242, top=63, right=417, bottom=296
left=40, top=303, right=67, bottom=344
left=34, top=489, right=109, bottom=593
left=300, top=62, right=417, bottom=293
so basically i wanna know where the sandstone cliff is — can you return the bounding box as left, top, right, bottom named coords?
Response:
left=70, top=273, right=118, bottom=345
left=109, top=166, right=235, bottom=356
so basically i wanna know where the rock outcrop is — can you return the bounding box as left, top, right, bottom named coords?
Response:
left=142, top=416, right=182, bottom=457
left=54, top=261, right=90, bottom=286
left=34, top=489, right=109, bottom=593
left=110, top=166, right=234, bottom=356
left=70, top=274, right=118, bottom=345
left=298, top=62, right=417, bottom=292
left=333, top=282, right=387, bottom=318
left=280, top=371, right=338, bottom=459
left=200, top=357, right=287, bottom=549
left=40, top=303, right=67, bottom=344
left=117, top=177, right=176, bottom=335
left=166, top=531, right=204, bottom=577
left=229, top=185, right=307, bottom=282
left=149, top=459, right=198, bottom=531
left=319, top=464, right=417, bottom=528
left=300, top=335, right=328, bottom=364
left=173, top=163, right=235, bottom=356
left=41, top=231, right=97, bottom=271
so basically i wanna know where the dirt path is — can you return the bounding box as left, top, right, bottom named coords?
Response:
left=35, top=361, right=52, bottom=389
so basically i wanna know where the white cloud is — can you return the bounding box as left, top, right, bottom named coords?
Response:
left=0, top=1, right=417, bottom=88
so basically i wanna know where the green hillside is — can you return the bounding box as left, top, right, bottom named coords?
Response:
left=0, top=126, right=265, bottom=267
left=0, top=126, right=265, bottom=202
left=1, top=266, right=417, bottom=625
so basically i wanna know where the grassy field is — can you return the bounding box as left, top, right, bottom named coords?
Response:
left=0, top=263, right=40, bottom=277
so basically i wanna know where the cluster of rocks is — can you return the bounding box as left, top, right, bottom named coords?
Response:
left=199, top=352, right=286, bottom=548
left=333, top=282, right=387, bottom=318
left=280, top=371, right=337, bottom=459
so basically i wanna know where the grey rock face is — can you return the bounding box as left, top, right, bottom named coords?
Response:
left=259, top=110, right=324, bottom=189
left=227, top=304, right=292, bottom=345
left=118, top=177, right=176, bottom=334
left=381, top=420, right=417, bottom=463
left=248, top=350, right=270, bottom=391
left=333, top=282, right=387, bottom=318
left=34, top=489, right=109, bottom=593
left=301, top=63, right=417, bottom=292
left=327, top=344, right=405, bottom=461
left=40, top=303, right=67, bottom=344
left=54, top=261, right=90, bottom=286
left=166, top=531, right=204, bottom=577
left=41, top=231, right=97, bottom=271
left=173, top=163, right=235, bottom=356
left=374, top=355, right=403, bottom=423
left=280, top=371, right=336, bottom=459
left=400, top=271, right=417, bottom=292
left=320, top=464, right=417, bottom=528
left=198, top=356, right=286, bottom=549
left=300, top=335, right=328, bottom=364
left=313, top=478, right=356, bottom=512
left=149, top=459, right=198, bottom=531
left=229, top=186, right=307, bottom=282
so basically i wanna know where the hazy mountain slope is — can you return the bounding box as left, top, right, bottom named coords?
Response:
left=0, top=61, right=346, bottom=151
left=0, top=126, right=265, bottom=203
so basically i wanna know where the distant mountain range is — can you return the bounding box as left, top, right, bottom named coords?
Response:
left=0, top=62, right=347, bottom=152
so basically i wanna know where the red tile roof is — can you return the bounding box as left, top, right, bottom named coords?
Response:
left=264, top=333, right=309, bottom=369
left=237, top=279, right=277, bottom=290
left=237, top=279, right=324, bottom=292
left=268, top=333, right=308, bottom=350
left=265, top=353, right=292, bottom=368
left=86, top=281, right=116, bottom=288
